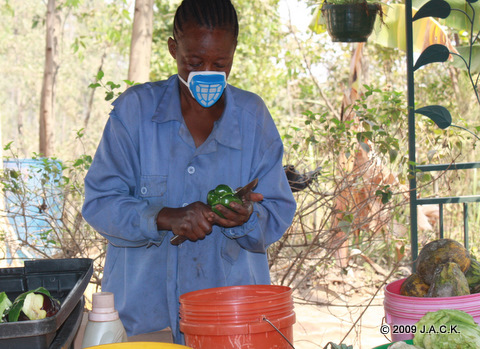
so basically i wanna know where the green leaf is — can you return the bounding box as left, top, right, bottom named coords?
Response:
left=376, top=187, right=392, bottom=204
left=106, top=81, right=121, bottom=89
left=413, top=44, right=450, bottom=71
left=0, top=292, right=12, bottom=321
left=413, top=0, right=451, bottom=21
left=415, top=105, right=452, bottom=129
left=414, top=0, right=480, bottom=32
left=451, top=45, right=480, bottom=74
left=73, top=159, right=84, bottom=167
left=96, top=70, right=104, bottom=81
left=7, top=301, right=23, bottom=322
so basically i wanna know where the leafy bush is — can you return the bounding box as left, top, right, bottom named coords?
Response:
left=0, top=139, right=104, bottom=288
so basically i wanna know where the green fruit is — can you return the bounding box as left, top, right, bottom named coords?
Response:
left=219, top=194, right=242, bottom=208
left=214, top=184, right=234, bottom=196
left=416, top=238, right=470, bottom=285
left=465, top=257, right=480, bottom=293
left=426, top=262, right=470, bottom=297
left=207, top=184, right=242, bottom=218
left=207, top=189, right=220, bottom=206
left=400, top=273, right=430, bottom=297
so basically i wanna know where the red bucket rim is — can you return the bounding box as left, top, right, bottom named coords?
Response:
left=180, top=285, right=292, bottom=306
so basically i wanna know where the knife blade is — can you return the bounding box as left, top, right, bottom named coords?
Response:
left=235, top=178, right=258, bottom=199
left=170, top=178, right=259, bottom=246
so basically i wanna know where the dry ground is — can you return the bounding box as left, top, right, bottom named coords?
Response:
left=293, top=292, right=390, bottom=349
left=289, top=261, right=407, bottom=349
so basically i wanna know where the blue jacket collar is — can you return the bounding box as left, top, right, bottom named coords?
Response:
left=152, top=75, right=241, bottom=150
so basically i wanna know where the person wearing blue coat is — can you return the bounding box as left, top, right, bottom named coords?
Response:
left=82, top=0, right=296, bottom=344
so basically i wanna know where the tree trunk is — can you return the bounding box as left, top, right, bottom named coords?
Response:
left=128, top=0, right=154, bottom=83
left=39, top=0, right=60, bottom=157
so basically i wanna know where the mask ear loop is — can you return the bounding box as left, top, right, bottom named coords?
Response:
left=178, top=74, right=195, bottom=99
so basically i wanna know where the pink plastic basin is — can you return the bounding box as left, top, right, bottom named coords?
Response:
left=384, top=278, right=480, bottom=341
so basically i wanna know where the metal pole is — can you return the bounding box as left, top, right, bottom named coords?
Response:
left=439, top=204, right=444, bottom=239
left=405, top=0, right=418, bottom=265
left=464, top=203, right=469, bottom=250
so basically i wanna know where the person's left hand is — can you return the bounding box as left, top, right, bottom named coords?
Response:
left=212, top=192, right=263, bottom=228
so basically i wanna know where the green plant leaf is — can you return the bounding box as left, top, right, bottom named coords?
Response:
left=96, top=70, right=104, bottom=81
left=413, top=44, right=450, bottom=71
left=368, top=4, right=456, bottom=54
left=413, top=0, right=451, bottom=21
left=413, top=0, right=480, bottom=32
left=415, top=105, right=452, bottom=129
left=451, top=45, right=480, bottom=74
left=105, top=91, right=114, bottom=101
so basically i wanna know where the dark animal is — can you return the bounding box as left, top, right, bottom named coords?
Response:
left=284, top=165, right=321, bottom=192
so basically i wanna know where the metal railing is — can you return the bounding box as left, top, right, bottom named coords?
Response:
left=405, top=0, right=480, bottom=263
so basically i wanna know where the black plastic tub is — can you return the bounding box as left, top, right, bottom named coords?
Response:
left=0, top=258, right=93, bottom=349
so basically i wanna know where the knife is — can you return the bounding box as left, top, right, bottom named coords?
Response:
left=234, top=178, right=258, bottom=200
left=170, top=178, right=259, bottom=246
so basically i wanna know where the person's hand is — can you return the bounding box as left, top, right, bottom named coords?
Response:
left=157, top=202, right=215, bottom=242
left=212, top=192, right=264, bottom=228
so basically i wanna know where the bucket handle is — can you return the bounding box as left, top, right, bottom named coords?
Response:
left=262, top=316, right=296, bottom=349
left=381, top=316, right=392, bottom=342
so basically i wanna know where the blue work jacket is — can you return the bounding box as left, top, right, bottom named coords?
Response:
left=82, top=75, right=296, bottom=344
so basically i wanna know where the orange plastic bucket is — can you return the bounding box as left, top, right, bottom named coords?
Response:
left=179, top=285, right=295, bottom=349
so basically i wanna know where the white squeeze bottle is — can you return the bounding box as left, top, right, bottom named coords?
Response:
left=81, top=292, right=128, bottom=348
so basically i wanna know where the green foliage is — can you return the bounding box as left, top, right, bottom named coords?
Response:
left=150, top=0, right=179, bottom=80
left=1, top=139, right=104, bottom=286
left=88, top=69, right=136, bottom=101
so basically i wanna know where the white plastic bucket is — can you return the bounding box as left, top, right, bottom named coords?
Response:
left=384, top=278, right=480, bottom=341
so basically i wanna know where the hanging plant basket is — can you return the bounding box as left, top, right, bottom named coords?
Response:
left=321, top=2, right=381, bottom=43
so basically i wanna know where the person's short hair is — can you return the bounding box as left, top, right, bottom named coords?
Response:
left=173, top=0, right=239, bottom=40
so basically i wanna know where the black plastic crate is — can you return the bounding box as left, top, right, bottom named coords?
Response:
left=0, top=258, right=93, bottom=349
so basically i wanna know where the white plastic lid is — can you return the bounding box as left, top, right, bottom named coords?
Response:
left=89, top=292, right=120, bottom=322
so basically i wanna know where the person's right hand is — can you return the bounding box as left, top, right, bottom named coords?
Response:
left=156, top=202, right=215, bottom=242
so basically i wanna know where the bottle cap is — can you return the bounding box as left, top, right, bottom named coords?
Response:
left=89, top=292, right=120, bottom=322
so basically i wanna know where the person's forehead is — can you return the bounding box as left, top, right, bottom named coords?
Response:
left=176, top=26, right=236, bottom=53
left=177, top=20, right=235, bottom=38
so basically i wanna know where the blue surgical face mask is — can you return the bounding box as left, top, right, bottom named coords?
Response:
left=178, top=71, right=227, bottom=108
